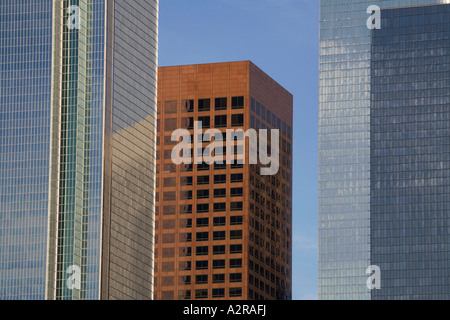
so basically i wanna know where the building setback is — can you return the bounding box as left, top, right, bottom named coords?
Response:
left=155, top=61, right=293, bottom=300
left=0, top=0, right=159, bottom=300
left=319, top=1, right=450, bottom=299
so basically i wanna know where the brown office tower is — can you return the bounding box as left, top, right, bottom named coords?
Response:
left=154, top=61, right=293, bottom=300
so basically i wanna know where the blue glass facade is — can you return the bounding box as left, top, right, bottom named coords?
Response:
left=0, top=0, right=53, bottom=300
left=51, top=0, right=106, bottom=300
left=320, top=0, right=450, bottom=299
left=371, top=4, right=450, bottom=299
left=0, top=0, right=158, bottom=300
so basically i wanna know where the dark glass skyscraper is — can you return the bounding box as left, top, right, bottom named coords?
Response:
left=0, top=0, right=158, bottom=300
left=319, top=1, right=450, bottom=300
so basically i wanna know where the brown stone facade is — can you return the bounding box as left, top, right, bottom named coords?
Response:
left=154, top=61, right=293, bottom=300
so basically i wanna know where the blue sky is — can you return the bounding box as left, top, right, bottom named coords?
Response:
left=158, top=0, right=320, bottom=300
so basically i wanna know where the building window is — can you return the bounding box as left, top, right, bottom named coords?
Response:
left=197, top=189, right=210, bottom=199
left=163, top=191, right=176, bottom=201
left=229, top=287, right=242, bottom=298
left=232, top=96, right=244, bottom=109
left=197, top=175, right=210, bottom=185
left=179, top=275, right=191, bottom=285
left=230, top=173, right=243, bottom=183
left=198, top=116, right=210, bottom=129
left=181, top=117, right=194, bottom=130
left=197, top=203, right=209, bottom=213
left=162, top=262, right=175, bottom=272
left=162, top=220, right=176, bottom=230
left=180, top=190, right=192, bottom=200
left=163, top=205, right=176, bottom=216
left=179, top=233, right=192, bottom=243
left=230, top=202, right=243, bottom=211
left=213, top=274, right=225, bottom=284
left=212, top=288, right=225, bottom=298
left=180, top=204, right=192, bottom=214
left=215, top=97, right=227, bottom=110
left=179, top=219, right=192, bottom=228
left=161, top=291, right=174, bottom=300
left=181, top=99, right=194, bottom=113
left=179, top=290, right=191, bottom=300
left=213, top=260, right=226, bottom=269
left=230, top=187, right=243, bottom=197
left=213, top=217, right=226, bottom=226
left=214, top=188, right=226, bottom=198
left=195, top=289, right=208, bottom=299
left=181, top=163, right=193, bottom=173
left=179, top=261, right=191, bottom=271
left=162, top=234, right=175, bottom=244
left=230, top=273, right=242, bottom=283
left=179, top=247, right=192, bottom=257
left=196, top=275, right=208, bottom=284
left=164, top=100, right=178, bottom=114
left=196, top=261, right=209, bottom=271
left=198, top=99, right=211, bottom=112
left=162, top=248, right=175, bottom=258
left=230, top=245, right=243, bottom=254
left=213, top=202, right=226, bottom=212
left=213, top=231, right=226, bottom=241
left=196, top=232, right=209, bottom=242
left=213, top=245, right=225, bottom=255
left=215, top=115, right=227, bottom=128
left=196, top=246, right=209, bottom=256
left=231, top=114, right=244, bottom=127
left=162, top=276, right=174, bottom=287
left=214, top=174, right=226, bottom=184
left=164, top=118, right=177, bottom=132
left=214, top=163, right=226, bottom=170
left=230, top=230, right=243, bottom=240
left=180, top=176, right=193, bottom=186
left=196, top=218, right=209, bottom=227
left=197, top=162, right=210, bottom=171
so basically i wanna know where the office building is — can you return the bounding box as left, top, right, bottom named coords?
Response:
left=0, top=0, right=158, bottom=300
left=154, top=61, right=293, bottom=300
left=319, top=1, right=450, bottom=299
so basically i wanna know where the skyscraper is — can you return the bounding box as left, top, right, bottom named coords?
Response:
left=0, top=0, right=158, bottom=300
left=154, top=61, right=293, bottom=300
left=319, top=1, right=450, bottom=299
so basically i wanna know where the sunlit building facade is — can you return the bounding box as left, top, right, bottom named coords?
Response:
left=154, top=61, right=293, bottom=300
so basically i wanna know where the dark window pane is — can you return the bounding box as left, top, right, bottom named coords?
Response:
left=215, top=115, right=227, bottom=128
left=196, top=232, right=209, bottom=242
left=232, top=96, right=244, bottom=109
left=198, top=99, right=211, bottom=112
left=215, top=97, right=227, bottom=110
left=214, top=188, right=226, bottom=198
left=231, top=114, right=244, bottom=127
left=181, top=99, right=194, bottom=113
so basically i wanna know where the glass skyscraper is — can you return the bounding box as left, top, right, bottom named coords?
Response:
left=0, top=0, right=158, bottom=300
left=319, top=0, right=450, bottom=299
